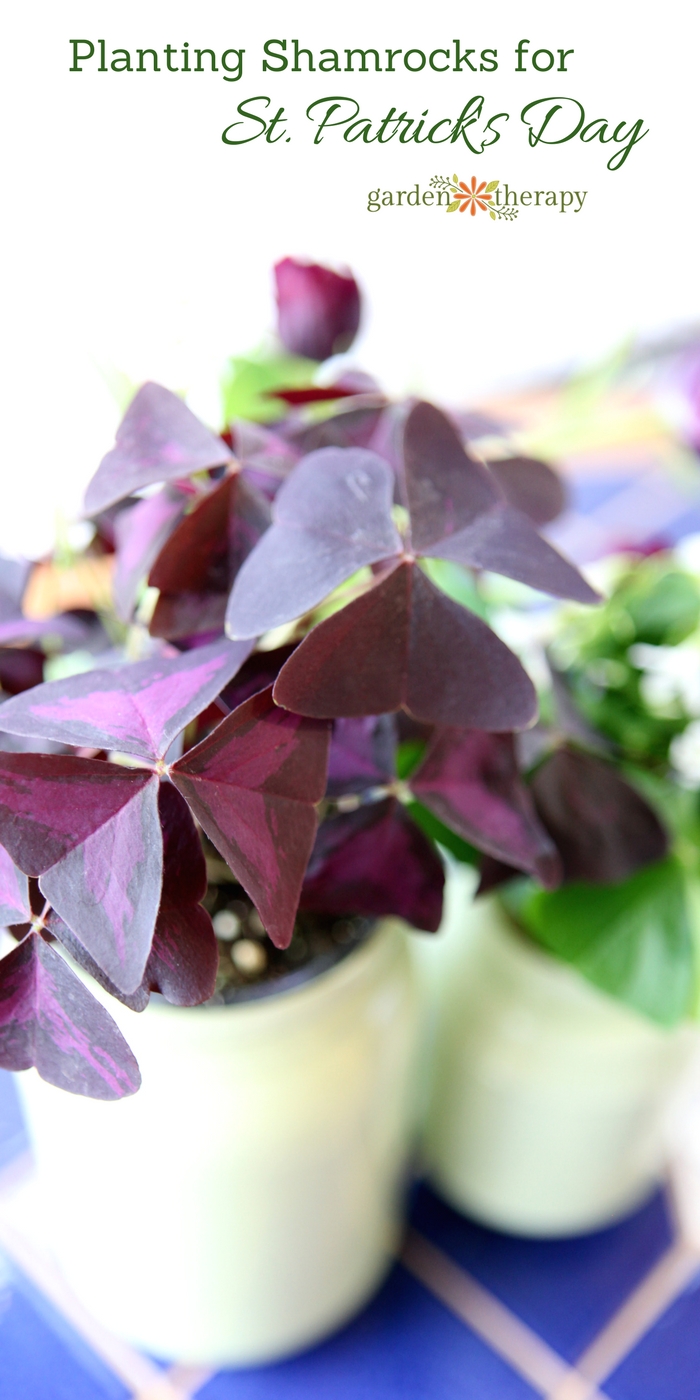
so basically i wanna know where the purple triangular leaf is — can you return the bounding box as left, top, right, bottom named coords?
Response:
left=149, top=473, right=270, bottom=595
left=84, top=383, right=233, bottom=516
left=113, top=486, right=188, bottom=623
left=148, top=784, right=218, bottom=1006
left=171, top=688, right=331, bottom=949
left=326, top=716, right=397, bottom=795
left=402, top=401, right=499, bottom=552
left=51, top=784, right=217, bottom=1009
left=0, top=845, right=31, bottom=925
left=487, top=456, right=567, bottom=526
left=402, top=403, right=596, bottom=603
left=301, top=798, right=444, bottom=931
left=0, top=932, right=141, bottom=1098
left=149, top=474, right=270, bottom=641
left=530, top=747, right=669, bottom=885
left=0, top=753, right=154, bottom=875
left=226, top=448, right=401, bottom=639
left=47, top=911, right=150, bottom=1013
left=410, top=728, right=560, bottom=885
left=143, top=902, right=218, bottom=1006
left=39, top=774, right=162, bottom=995
left=429, top=504, right=598, bottom=604
left=0, top=638, right=255, bottom=761
left=273, top=562, right=537, bottom=731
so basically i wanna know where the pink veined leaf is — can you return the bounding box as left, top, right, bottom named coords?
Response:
left=112, top=486, right=188, bottom=623
left=225, top=447, right=402, bottom=639
left=149, top=473, right=270, bottom=641
left=171, top=687, right=331, bottom=949
left=0, top=931, right=141, bottom=1099
left=0, top=753, right=155, bottom=875
left=84, top=382, right=234, bottom=516
left=39, top=774, right=163, bottom=995
left=300, top=797, right=445, bottom=932
left=486, top=456, right=567, bottom=527
left=49, top=784, right=218, bottom=1010
left=410, top=728, right=560, bottom=886
left=530, top=747, right=669, bottom=884
left=326, top=715, right=397, bottom=796
left=402, top=403, right=597, bottom=604
left=0, top=844, right=31, bottom=925
left=273, top=562, right=537, bottom=731
left=0, top=637, right=255, bottom=761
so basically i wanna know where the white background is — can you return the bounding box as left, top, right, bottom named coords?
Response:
left=2, top=0, right=698, bottom=554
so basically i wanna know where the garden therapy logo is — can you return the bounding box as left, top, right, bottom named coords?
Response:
left=432, top=174, right=516, bottom=220
left=367, top=176, right=587, bottom=216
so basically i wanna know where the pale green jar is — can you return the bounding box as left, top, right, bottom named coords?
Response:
left=416, top=867, right=698, bottom=1237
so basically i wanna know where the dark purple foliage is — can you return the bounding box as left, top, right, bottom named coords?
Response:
left=0, top=648, right=45, bottom=696
left=402, top=404, right=594, bottom=601
left=326, top=715, right=397, bottom=796
left=226, top=448, right=401, bottom=638
left=149, top=473, right=270, bottom=640
left=411, top=729, right=560, bottom=886
left=171, top=688, right=331, bottom=949
left=530, top=747, right=669, bottom=884
left=0, top=638, right=255, bottom=761
left=53, top=785, right=218, bottom=1011
left=84, top=382, right=233, bottom=516
left=273, top=561, right=537, bottom=731
left=301, top=798, right=444, bottom=932
left=486, top=457, right=567, bottom=527
left=0, top=931, right=141, bottom=1099
left=0, top=262, right=612, bottom=1101
left=274, top=258, right=361, bottom=362
left=112, top=486, right=188, bottom=623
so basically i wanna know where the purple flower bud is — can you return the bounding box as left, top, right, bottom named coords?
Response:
left=274, top=258, right=361, bottom=362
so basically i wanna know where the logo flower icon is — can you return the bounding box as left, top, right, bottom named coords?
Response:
left=448, top=176, right=498, bottom=215
left=429, top=176, right=517, bottom=222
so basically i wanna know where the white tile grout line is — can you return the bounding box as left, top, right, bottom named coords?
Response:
left=401, top=1229, right=610, bottom=1400
left=1, top=1145, right=698, bottom=1400
left=163, top=1363, right=216, bottom=1396
left=562, top=1241, right=700, bottom=1398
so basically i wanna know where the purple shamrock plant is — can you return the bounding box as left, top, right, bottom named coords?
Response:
left=0, top=257, right=605, bottom=1100
left=0, top=641, right=330, bottom=1094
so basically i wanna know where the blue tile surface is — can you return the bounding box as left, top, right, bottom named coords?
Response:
left=605, top=1271, right=700, bottom=1400
left=411, top=1184, right=674, bottom=1362
left=0, top=1260, right=129, bottom=1400
left=196, top=1266, right=538, bottom=1400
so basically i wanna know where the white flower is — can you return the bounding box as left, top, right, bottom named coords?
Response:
left=628, top=641, right=700, bottom=718
left=670, top=721, right=700, bottom=787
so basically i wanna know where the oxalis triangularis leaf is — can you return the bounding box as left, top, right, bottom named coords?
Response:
left=0, top=845, right=141, bottom=1099
left=0, top=643, right=331, bottom=1002
left=84, top=382, right=234, bottom=516
left=300, top=716, right=559, bottom=930
left=147, top=471, right=271, bottom=641
left=226, top=401, right=597, bottom=729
